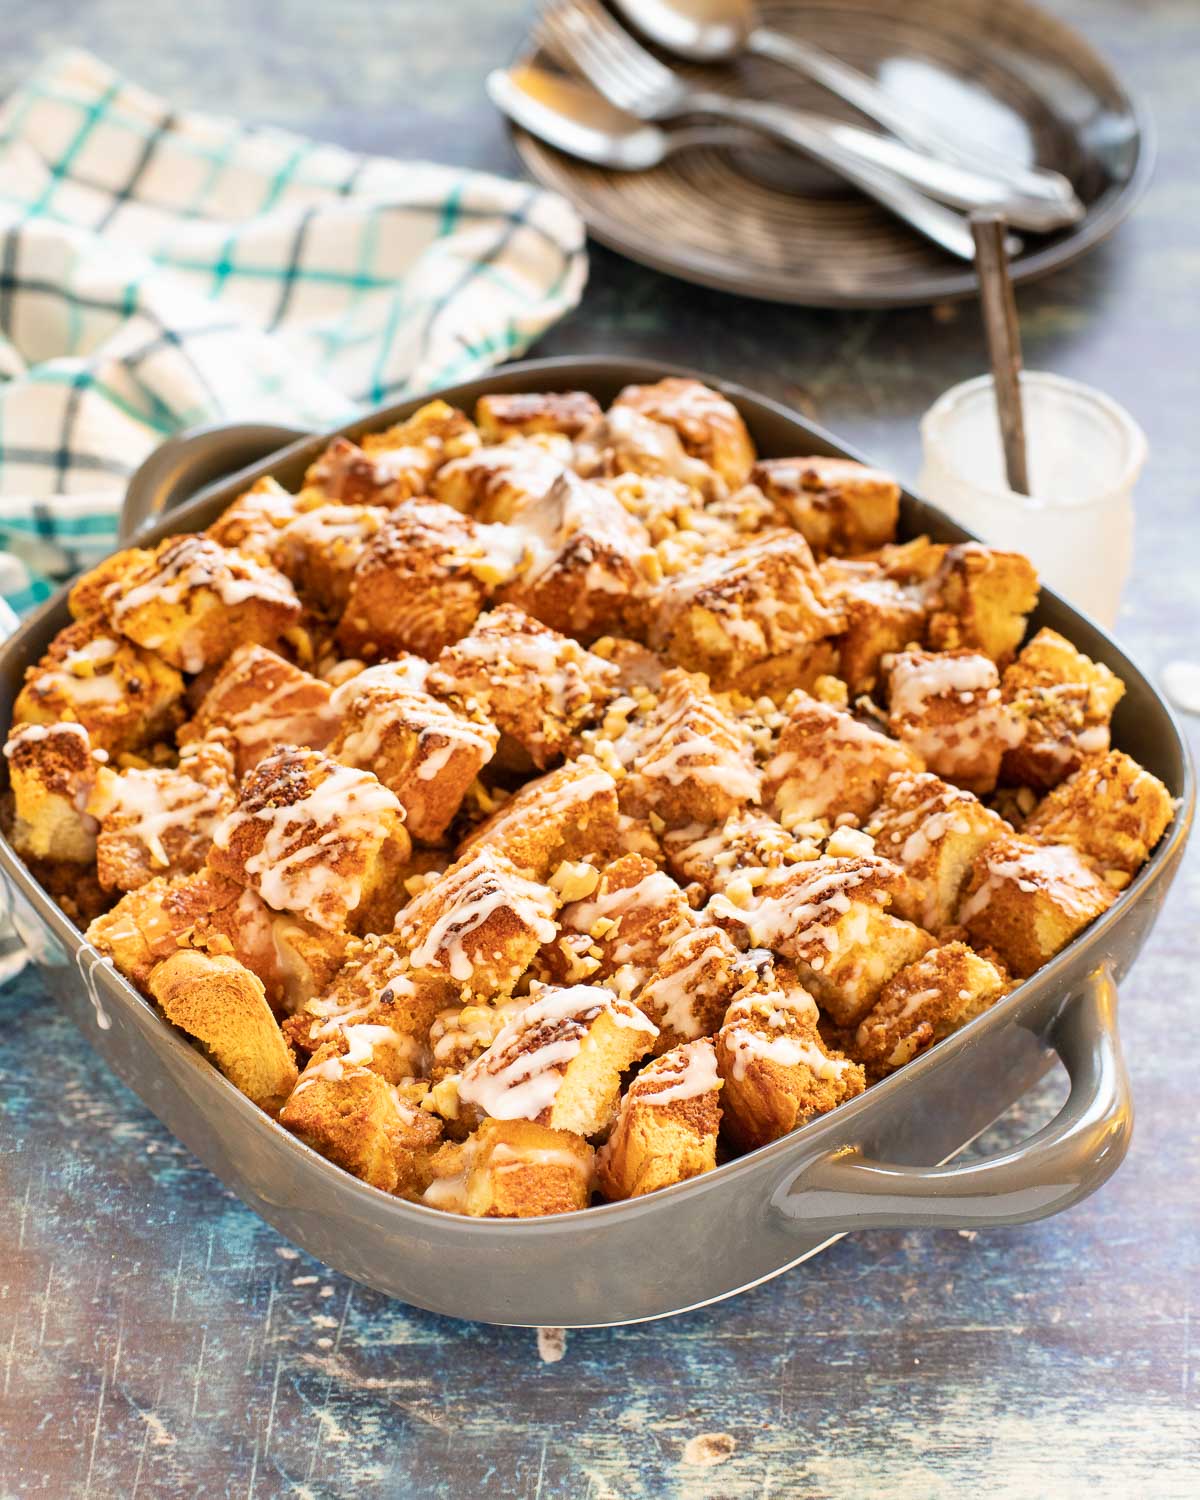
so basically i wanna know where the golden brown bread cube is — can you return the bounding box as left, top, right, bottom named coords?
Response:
left=179, top=644, right=337, bottom=777
left=4, top=720, right=99, bottom=863
left=819, top=557, right=927, bottom=696
left=884, top=648, right=1026, bottom=795
left=336, top=500, right=512, bottom=661
left=866, top=770, right=1012, bottom=932
left=393, top=845, right=558, bottom=998
left=14, top=615, right=185, bottom=755
left=612, top=377, right=755, bottom=489
left=635, top=925, right=755, bottom=1052
left=207, top=745, right=410, bottom=933
left=427, top=604, right=618, bottom=770
left=715, top=977, right=865, bottom=1150
left=957, top=835, right=1117, bottom=978
left=618, top=669, right=761, bottom=830
left=102, top=535, right=303, bottom=674
left=648, top=530, right=844, bottom=696
left=90, top=732, right=237, bottom=892
left=496, top=471, right=652, bottom=641
left=267, top=501, right=390, bottom=614
left=456, top=983, right=656, bottom=1136
left=595, top=1038, right=722, bottom=1200
left=553, top=853, right=696, bottom=985
left=305, top=401, right=479, bottom=505
left=280, top=1043, right=442, bottom=1194
left=762, top=694, right=921, bottom=830
left=1000, top=627, right=1126, bottom=788
left=284, top=931, right=455, bottom=1073
left=752, top=455, right=900, bottom=556
left=432, top=434, right=571, bottom=522
left=1023, top=749, right=1174, bottom=885
left=67, top=547, right=155, bottom=621
left=727, top=853, right=932, bottom=1027
left=574, top=405, right=725, bottom=499
left=204, top=476, right=304, bottom=557
left=421, top=1118, right=593, bottom=1217
left=459, top=757, right=621, bottom=879
left=328, top=659, right=499, bottom=842
left=663, top=807, right=806, bottom=901
left=853, top=941, right=1009, bottom=1076
left=475, top=389, right=602, bottom=443
left=924, top=542, right=1039, bottom=667
left=148, top=950, right=298, bottom=1112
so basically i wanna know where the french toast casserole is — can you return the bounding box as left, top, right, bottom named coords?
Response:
left=2, top=377, right=1175, bottom=1218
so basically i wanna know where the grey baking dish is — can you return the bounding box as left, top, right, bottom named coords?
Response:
left=0, top=357, right=1192, bottom=1329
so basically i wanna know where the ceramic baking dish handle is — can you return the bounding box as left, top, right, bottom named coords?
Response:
left=773, top=967, right=1130, bottom=1232
left=118, top=420, right=311, bottom=543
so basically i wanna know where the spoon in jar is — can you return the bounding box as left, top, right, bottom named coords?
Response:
left=612, top=0, right=1084, bottom=215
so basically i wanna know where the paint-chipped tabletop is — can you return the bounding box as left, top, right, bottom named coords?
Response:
left=1, top=1, right=1197, bottom=1495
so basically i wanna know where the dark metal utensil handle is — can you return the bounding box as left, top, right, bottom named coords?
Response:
left=118, top=421, right=312, bottom=543
left=773, top=968, right=1130, bottom=1231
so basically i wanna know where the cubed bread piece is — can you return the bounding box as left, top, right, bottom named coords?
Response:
left=284, top=931, right=456, bottom=1073
left=87, top=868, right=348, bottom=1008
left=421, top=1118, right=593, bottom=1217
left=4, top=721, right=99, bottom=862
left=664, top=808, right=807, bottom=901
left=68, top=547, right=155, bottom=621
left=727, top=854, right=932, bottom=1027
left=763, top=694, right=920, bottom=830
left=635, top=925, right=754, bottom=1052
left=819, top=557, right=927, bottom=695
left=554, top=854, right=695, bottom=985
left=924, top=542, right=1039, bottom=667
left=884, top=648, right=1025, bottom=795
left=1000, top=627, right=1126, bottom=788
left=866, top=770, right=1012, bottom=932
left=204, top=476, right=303, bottom=557
left=619, top=669, right=761, bottom=830
left=715, top=978, right=865, bottom=1150
left=648, top=530, right=844, bottom=696
left=752, top=456, right=900, bottom=555
left=393, top=845, right=558, bottom=997
left=148, top=951, right=297, bottom=1112
left=432, top=434, right=572, bottom=522
left=457, top=984, right=656, bottom=1136
left=336, top=500, right=515, bottom=661
left=179, top=644, right=337, bottom=777
left=14, top=615, right=185, bottom=754
left=208, top=746, right=410, bottom=933
left=1024, top=750, right=1174, bottom=884
left=280, top=1043, right=442, bottom=1193
left=102, top=536, right=302, bottom=674
left=595, top=1038, right=722, bottom=1200
left=426, top=998, right=526, bottom=1088
left=574, top=405, right=724, bottom=498
left=460, top=757, right=621, bottom=879
left=957, top=835, right=1117, bottom=977
left=853, top=941, right=1008, bottom=1076
left=612, top=378, right=755, bottom=489
left=269, top=502, right=390, bottom=614
left=305, top=400, right=479, bottom=505
left=476, top=389, right=602, bottom=443
left=497, top=471, right=652, bottom=641
left=328, top=660, right=499, bottom=842
left=90, top=732, right=237, bottom=892
left=427, top=604, right=618, bottom=769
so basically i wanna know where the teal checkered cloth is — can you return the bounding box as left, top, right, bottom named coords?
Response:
left=0, top=49, right=588, bottom=618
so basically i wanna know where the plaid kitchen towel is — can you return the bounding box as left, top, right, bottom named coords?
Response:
left=0, top=49, right=587, bottom=616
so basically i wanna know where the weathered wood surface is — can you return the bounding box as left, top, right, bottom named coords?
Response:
left=1, top=2, right=1197, bottom=1495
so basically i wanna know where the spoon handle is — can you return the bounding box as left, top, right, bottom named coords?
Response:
left=971, top=211, right=1030, bottom=495
left=745, top=26, right=1081, bottom=212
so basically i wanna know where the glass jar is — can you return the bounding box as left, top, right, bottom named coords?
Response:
left=918, top=371, right=1146, bottom=628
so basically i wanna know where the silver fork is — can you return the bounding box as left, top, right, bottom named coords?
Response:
left=537, top=0, right=1033, bottom=259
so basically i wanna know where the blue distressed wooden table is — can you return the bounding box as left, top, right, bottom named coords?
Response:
left=1, top=2, right=1196, bottom=1495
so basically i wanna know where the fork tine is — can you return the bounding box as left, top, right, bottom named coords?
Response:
left=537, top=3, right=647, bottom=115
left=568, top=0, right=677, bottom=91
left=539, top=0, right=681, bottom=118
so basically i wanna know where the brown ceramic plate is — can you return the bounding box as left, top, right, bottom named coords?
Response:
left=511, top=0, right=1151, bottom=307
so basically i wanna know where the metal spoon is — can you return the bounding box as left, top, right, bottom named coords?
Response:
left=489, top=61, right=1007, bottom=261
left=612, top=0, right=1084, bottom=215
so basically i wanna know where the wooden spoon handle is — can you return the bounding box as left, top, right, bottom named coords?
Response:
left=971, top=211, right=1030, bottom=496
